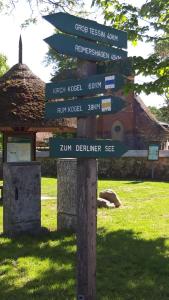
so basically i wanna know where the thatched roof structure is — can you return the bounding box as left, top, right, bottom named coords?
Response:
left=0, top=63, right=76, bottom=132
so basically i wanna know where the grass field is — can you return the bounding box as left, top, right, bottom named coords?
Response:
left=0, top=178, right=169, bottom=299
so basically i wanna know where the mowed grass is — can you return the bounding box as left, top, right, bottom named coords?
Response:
left=0, top=179, right=169, bottom=299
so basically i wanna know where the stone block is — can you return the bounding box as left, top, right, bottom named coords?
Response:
left=3, top=162, right=41, bottom=235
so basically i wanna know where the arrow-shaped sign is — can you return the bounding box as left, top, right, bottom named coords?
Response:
left=43, top=12, right=127, bottom=49
left=45, top=73, right=125, bottom=100
left=49, top=138, right=128, bottom=158
left=44, top=34, right=127, bottom=62
left=45, top=95, right=126, bottom=119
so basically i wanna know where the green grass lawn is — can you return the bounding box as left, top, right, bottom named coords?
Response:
left=0, top=179, right=169, bottom=299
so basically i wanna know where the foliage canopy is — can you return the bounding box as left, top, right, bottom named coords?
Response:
left=91, top=0, right=169, bottom=99
left=0, top=54, right=9, bottom=77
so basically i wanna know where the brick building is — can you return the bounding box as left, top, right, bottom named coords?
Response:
left=97, top=90, right=169, bottom=150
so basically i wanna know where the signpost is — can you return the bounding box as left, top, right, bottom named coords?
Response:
left=45, top=96, right=126, bottom=119
left=45, top=73, right=124, bottom=100
left=44, top=34, right=127, bottom=62
left=44, top=12, right=128, bottom=300
left=50, top=138, right=128, bottom=158
left=43, top=12, right=127, bottom=49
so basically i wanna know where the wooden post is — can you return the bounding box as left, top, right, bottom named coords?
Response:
left=76, top=61, right=97, bottom=300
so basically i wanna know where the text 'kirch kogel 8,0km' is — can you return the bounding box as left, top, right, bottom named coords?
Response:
left=45, top=73, right=125, bottom=100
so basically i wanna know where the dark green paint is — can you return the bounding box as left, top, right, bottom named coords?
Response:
left=45, top=73, right=124, bottom=100
left=43, top=12, right=127, bottom=49
left=50, top=138, right=128, bottom=158
left=44, top=34, right=127, bottom=62
left=45, top=96, right=126, bottom=119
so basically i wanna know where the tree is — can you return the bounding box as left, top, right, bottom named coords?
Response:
left=0, top=54, right=9, bottom=77
left=1, top=0, right=84, bottom=22
left=0, top=53, right=8, bottom=150
left=0, top=0, right=85, bottom=76
left=148, top=106, right=169, bottom=123
left=92, top=0, right=169, bottom=97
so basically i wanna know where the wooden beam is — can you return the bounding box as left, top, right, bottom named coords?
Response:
left=76, top=61, right=97, bottom=300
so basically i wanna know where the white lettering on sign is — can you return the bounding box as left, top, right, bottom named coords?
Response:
left=89, top=27, right=106, bottom=38
left=88, top=81, right=102, bottom=90
left=107, top=33, right=118, bottom=41
left=88, top=103, right=100, bottom=111
left=60, top=145, right=72, bottom=151
left=67, top=105, right=83, bottom=112
left=75, top=44, right=110, bottom=59
left=76, top=145, right=102, bottom=152
left=67, top=84, right=83, bottom=92
left=105, top=145, right=115, bottom=152
left=75, top=23, right=88, bottom=33
left=74, top=24, right=119, bottom=42
left=53, top=87, right=66, bottom=94
left=57, top=107, right=67, bottom=114
left=110, top=54, right=122, bottom=60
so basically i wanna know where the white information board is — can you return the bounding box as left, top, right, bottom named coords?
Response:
left=148, top=144, right=159, bottom=161
left=7, top=142, right=31, bottom=162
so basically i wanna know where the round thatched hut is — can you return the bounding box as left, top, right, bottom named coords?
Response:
left=0, top=37, right=76, bottom=162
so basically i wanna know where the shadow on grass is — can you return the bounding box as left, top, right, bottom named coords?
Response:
left=97, top=229, right=169, bottom=300
left=0, top=230, right=76, bottom=300
left=0, top=229, right=169, bottom=299
left=126, top=180, right=144, bottom=184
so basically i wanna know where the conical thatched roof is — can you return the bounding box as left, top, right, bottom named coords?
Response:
left=0, top=63, right=76, bottom=132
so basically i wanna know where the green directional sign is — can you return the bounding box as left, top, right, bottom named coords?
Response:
left=50, top=138, right=128, bottom=158
left=45, top=73, right=124, bottom=100
left=44, top=34, right=127, bottom=62
left=43, top=12, right=127, bottom=49
left=45, top=96, right=126, bottom=119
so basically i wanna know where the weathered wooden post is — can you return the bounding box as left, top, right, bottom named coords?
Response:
left=76, top=61, right=97, bottom=300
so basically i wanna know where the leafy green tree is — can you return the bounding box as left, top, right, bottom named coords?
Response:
left=148, top=105, right=169, bottom=123
left=0, top=54, right=9, bottom=77
left=0, top=54, right=8, bottom=149
left=0, top=0, right=85, bottom=75
left=1, top=0, right=84, bottom=22
left=92, top=0, right=169, bottom=97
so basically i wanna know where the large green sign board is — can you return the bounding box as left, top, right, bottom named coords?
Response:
left=45, top=96, right=126, bottom=119
left=45, top=73, right=124, bottom=100
left=50, top=138, right=128, bottom=158
left=43, top=12, right=127, bottom=49
left=44, top=34, right=127, bottom=62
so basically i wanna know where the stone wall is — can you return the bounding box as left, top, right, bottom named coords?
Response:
left=98, top=157, right=169, bottom=180
left=1, top=150, right=169, bottom=180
